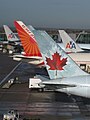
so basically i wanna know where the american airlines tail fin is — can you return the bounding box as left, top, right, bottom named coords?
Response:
left=3, top=25, right=19, bottom=42
left=59, top=30, right=83, bottom=53
left=14, top=21, right=42, bottom=57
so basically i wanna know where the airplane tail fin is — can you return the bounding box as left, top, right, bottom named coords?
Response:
left=3, top=25, right=19, bottom=42
left=59, top=30, right=83, bottom=53
left=32, top=30, right=88, bottom=79
left=14, top=21, right=42, bottom=57
left=27, top=25, right=35, bottom=31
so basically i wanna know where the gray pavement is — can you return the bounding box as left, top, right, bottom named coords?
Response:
left=0, top=52, right=90, bottom=120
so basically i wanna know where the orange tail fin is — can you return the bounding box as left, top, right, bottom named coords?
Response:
left=14, top=21, right=42, bottom=57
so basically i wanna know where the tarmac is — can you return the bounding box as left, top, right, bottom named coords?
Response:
left=0, top=52, right=90, bottom=120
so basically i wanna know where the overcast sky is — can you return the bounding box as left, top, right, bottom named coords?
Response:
left=0, top=0, right=90, bottom=29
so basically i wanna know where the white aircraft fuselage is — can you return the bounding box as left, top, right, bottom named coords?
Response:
left=58, top=43, right=90, bottom=51
left=42, top=75, right=90, bottom=98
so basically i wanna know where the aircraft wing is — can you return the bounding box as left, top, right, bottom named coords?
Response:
left=39, top=79, right=76, bottom=91
left=13, top=54, right=42, bottom=60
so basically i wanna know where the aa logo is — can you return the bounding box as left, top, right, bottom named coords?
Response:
left=66, top=41, right=76, bottom=49
left=8, top=33, right=15, bottom=39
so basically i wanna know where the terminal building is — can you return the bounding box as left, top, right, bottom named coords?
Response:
left=48, top=30, right=90, bottom=44
left=76, top=31, right=90, bottom=44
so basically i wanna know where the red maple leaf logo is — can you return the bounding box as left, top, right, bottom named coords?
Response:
left=46, top=52, right=67, bottom=71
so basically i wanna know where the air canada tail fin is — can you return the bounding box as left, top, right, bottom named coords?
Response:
left=3, top=25, right=19, bottom=42
left=14, top=21, right=42, bottom=57
left=32, top=30, right=88, bottom=79
left=59, top=30, right=83, bottom=53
